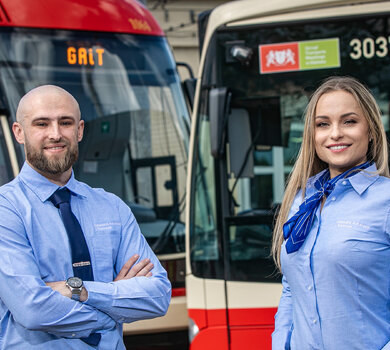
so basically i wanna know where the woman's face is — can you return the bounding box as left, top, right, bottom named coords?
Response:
left=314, top=90, right=370, bottom=178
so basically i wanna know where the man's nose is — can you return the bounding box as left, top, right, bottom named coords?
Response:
left=48, top=123, right=61, bottom=140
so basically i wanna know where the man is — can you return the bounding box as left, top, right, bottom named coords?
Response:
left=0, top=85, right=171, bottom=349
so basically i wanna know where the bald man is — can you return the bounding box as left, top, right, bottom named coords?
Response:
left=0, top=85, right=171, bottom=349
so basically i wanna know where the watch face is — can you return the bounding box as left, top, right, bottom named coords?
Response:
left=67, top=277, right=83, bottom=288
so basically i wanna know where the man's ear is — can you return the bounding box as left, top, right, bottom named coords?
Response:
left=77, top=120, right=84, bottom=142
left=12, top=122, right=25, bottom=144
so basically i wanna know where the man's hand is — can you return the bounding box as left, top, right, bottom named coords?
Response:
left=45, top=254, right=152, bottom=300
left=114, top=254, right=154, bottom=282
left=46, top=281, right=88, bottom=302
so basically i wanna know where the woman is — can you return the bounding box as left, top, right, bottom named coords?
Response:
left=271, top=76, right=390, bottom=350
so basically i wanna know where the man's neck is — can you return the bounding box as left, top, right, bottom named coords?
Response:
left=26, top=161, right=72, bottom=187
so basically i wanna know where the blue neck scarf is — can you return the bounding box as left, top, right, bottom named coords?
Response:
left=283, top=161, right=371, bottom=254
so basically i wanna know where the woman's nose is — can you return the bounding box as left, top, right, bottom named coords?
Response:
left=330, top=124, right=343, bottom=139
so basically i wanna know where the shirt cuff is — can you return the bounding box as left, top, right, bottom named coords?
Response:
left=83, top=281, right=115, bottom=308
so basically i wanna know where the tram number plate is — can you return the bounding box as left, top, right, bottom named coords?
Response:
left=349, top=37, right=390, bottom=60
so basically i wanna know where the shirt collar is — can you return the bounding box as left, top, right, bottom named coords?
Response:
left=307, top=163, right=379, bottom=197
left=306, top=169, right=327, bottom=196
left=347, top=163, right=379, bottom=195
left=18, top=162, right=87, bottom=202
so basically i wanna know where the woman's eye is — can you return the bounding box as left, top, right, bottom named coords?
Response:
left=345, top=119, right=357, bottom=125
left=316, top=122, right=328, bottom=127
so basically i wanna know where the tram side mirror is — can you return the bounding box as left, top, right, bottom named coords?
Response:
left=251, top=96, right=282, bottom=147
left=228, top=108, right=254, bottom=178
left=182, top=78, right=197, bottom=113
left=209, top=87, right=231, bottom=158
left=177, top=62, right=196, bottom=113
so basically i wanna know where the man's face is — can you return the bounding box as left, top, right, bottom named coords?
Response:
left=13, top=89, right=84, bottom=178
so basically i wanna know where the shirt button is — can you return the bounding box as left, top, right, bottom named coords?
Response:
left=308, top=285, right=313, bottom=291
left=72, top=334, right=76, bottom=337
left=313, top=319, right=317, bottom=324
left=342, top=181, right=347, bottom=185
left=331, top=197, right=336, bottom=201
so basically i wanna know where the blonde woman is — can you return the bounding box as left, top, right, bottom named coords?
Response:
left=272, top=76, right=390, bottom=350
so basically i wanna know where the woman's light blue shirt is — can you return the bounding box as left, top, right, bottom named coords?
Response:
left=272, top=164, right=390, bottom=350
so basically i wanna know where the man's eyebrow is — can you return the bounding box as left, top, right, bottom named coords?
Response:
left=31, top=117, right=50, bottom=122
left=58, top=116, right=76, bottom=120
left=31, top=116, right=76, bottom=122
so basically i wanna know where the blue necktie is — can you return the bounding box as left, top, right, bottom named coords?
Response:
left=49, top=188, right=101, bottom=346
left=283, top=162, right=371, bottom=254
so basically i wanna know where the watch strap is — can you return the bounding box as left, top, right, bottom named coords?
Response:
left=71, top=293, right=81, bottom=301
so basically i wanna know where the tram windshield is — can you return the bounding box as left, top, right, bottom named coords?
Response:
left=190, top=13, right=390, bottom=281
left=0, top=28, right=189, bottom=256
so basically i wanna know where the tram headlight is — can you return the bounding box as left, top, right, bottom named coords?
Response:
left=188, top=317, right=199, bottom=343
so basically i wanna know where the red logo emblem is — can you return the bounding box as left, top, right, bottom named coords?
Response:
left=259, top=42, right=299, bottom=73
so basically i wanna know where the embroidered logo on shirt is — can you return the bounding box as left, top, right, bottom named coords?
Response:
left=94, top=222, right=121, bottom=231
left=336, top=220, right=369, bottom=230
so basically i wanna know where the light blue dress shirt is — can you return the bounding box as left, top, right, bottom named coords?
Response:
left=0, top=163, right=171, bottom=349
left=272, top=164, right=390, bottom=350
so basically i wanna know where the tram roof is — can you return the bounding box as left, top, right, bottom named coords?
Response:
left=207, top=0, right=382, bottom=31
left=0, top=0, right=164, bottom=36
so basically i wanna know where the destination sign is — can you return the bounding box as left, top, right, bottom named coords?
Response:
left=67, top=47, right=105, bottom=66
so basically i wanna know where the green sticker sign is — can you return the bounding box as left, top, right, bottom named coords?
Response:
left=101, top=121, right=110, bottom=133
left=299, top=38, right=340, bottom=70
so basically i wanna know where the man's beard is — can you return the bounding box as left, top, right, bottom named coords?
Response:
left=25, top=139, right=78, bottom=175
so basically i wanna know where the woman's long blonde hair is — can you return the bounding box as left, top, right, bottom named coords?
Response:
left=272, top=76, right=389, bottom=270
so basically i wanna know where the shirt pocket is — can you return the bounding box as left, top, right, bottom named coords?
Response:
left=332, top=219, right=382, bottom=248
left=328, top=221, right=389, bottom=272
left=91, top=223, right=121, bottom=282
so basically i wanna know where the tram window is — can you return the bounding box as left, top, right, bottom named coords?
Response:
left=228, top=220, right=280, bottom=282
left=190, top=88, right=224, bottom=279
left=251, top=175, right=273, bottom=209
left=0, top=123, right=13, bottom=185
left=191, top=12, right=390, bottom=281
left=216, top=14, right=390, bottom=282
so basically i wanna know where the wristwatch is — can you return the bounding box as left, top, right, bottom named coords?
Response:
left=65, top=277, right=84, bottom=301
